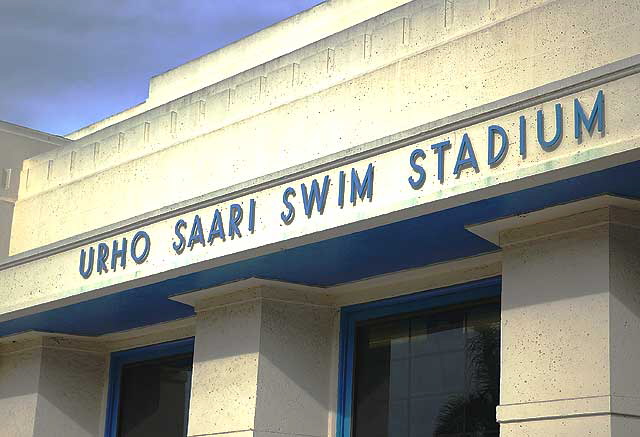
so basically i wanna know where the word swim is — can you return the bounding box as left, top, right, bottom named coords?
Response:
left=172, top=200, right=256, bottom=254
left=408, top=90, right=605, bottom=188
left=79, top=231, right=151, bottom=279
left=280, top=163, right=374, bottom=224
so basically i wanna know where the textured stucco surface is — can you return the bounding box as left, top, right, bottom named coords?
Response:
left=187, top=288, right=336, bottom=437
left=32, top=347, right=107, bottom=437
left=0, top=338, right=107, bottom=437
left=495, top=206, right=640, bottom=435
left=254, top=299, right=336, bottom=436
left=189, top=300, right=262, bottom=434
left=0, top=348, right=41, bottom=437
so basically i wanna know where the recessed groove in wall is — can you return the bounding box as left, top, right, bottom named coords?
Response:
left=118, top=133, right=125, bottom=152
left=2, top=169, right=11, bottom=190
left=69, top=151, right=76, bottom=173
left=292, top=63, right=300, bottom=86
left=259, top=76, right=267, bottom=100
left=444, top=0, right=454, bottom=28
left=227, top=89, right=235, bottom=110
left=364, top=34, right=372, bottom=59
left=143, top=122, right=150, bottom=144
left=402, top=18, right=411, bottom=44
left=327, top=48, right=336, bottom=74
left=170, top=111, right=178, bottom=134
left=198, top=100, right=206, bottom=124
left=92, top=143, right=100, bottom=164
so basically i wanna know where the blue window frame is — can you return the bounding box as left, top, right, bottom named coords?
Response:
left=336, top=277, right=501, bottom=437
left=104, top=337, right=195, bottom=437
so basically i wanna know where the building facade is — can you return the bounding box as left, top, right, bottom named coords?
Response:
left=1, top=0, right=639, bottom=435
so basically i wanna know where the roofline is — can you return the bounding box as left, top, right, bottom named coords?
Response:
left=0, top=120, right=71, bottom=147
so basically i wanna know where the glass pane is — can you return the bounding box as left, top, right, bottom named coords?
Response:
left=353, top=302, right=500, bottom=437
left=117, top=353, right=193, bottom=437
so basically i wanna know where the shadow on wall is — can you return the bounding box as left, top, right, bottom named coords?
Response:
left=0, top=345, right=107, bottom=437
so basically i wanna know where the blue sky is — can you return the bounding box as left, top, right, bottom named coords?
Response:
left=0, top=0, right=324, bottom=136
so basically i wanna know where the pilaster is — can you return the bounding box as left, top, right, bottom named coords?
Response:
left=468, top=195, right=640, bottom=436
left=0, top=333, right=108, bottom=437
left=172, top=279, right=338, bottom=437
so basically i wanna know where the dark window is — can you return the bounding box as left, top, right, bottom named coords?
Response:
left=116, top=353, right=193, bottom=437
left=352, top=302, right=500, bottom=437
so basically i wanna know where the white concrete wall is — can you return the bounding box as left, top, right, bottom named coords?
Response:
left=11, top=0, right=638, bottom=254
left=1, top=73, right=634, bottom=320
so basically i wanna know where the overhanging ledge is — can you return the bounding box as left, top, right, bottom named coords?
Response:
left=466, top=194, right=640, bottom=246
left=170, top=278, right=334, bottom=312
left=2, top=160, right=640, bottom=337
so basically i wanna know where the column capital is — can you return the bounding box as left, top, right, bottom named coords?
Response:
left=467, top=195, right=640, bottom=247
left=0, top=331, right=107, bottom=437
left=0, top=330, right=105, bottom=355
left=170, top=277, right=335, bottom=313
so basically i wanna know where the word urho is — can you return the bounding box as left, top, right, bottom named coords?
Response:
left=79, top=230, right=151, bottom=279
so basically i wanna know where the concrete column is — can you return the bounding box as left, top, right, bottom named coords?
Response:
left=468, top=196, right=640, bottom=436
left=173, top=280, right=337, bottom=437
left=0, top=334, right=108, bottom=437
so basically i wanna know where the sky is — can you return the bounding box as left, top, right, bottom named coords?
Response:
left=0, top=0, right=324, bottom=136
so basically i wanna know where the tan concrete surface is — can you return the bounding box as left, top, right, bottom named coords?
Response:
left=0, top=337, right=107, bottom=437
left=185, top=285, right=337, bottom=437
left=189, top=300, right=262, bottom=434
left=470, top=202, right=640, bottom=435
left=0, top=348, right=41, bottom=437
